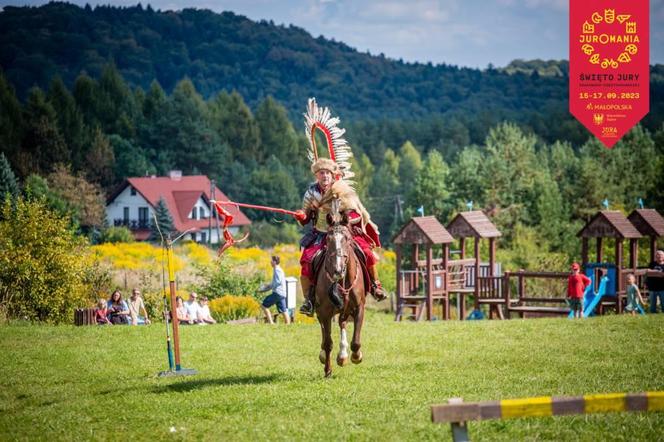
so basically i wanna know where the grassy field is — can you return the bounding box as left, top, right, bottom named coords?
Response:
left=1, top=312, right=663, bottom=441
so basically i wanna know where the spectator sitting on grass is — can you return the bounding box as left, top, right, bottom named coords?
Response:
left=197, top=296, right=217, bottom=324
left=184, top=292, right=201, bottom=324
left=107, top=290, right=130, bottom=325
left=128, top=288, right=151, bottom=325
left=175, top=296, right=190, bottom=324
left=95, top=299, right=112, bottom=325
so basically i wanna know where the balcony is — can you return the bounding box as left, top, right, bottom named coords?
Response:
left=113, top=219, right=151, bottom=230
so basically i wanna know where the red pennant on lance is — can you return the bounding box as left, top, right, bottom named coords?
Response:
left=211, top=201, right=249, bottom=254
left=569, top=0, right=649, bottom=148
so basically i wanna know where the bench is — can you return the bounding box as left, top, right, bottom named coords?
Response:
left=74, top=308, right=96, bottom=326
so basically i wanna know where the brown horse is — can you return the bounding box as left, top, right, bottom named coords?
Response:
left=315, top=199, right=366, bottom=378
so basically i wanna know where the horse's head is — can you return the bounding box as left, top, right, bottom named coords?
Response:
left=326, top=198, right=351, bottom=281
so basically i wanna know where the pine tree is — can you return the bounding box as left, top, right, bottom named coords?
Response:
left=0, top=152, right=19, bottom=198
left=150, top=197, right=175, bottom=242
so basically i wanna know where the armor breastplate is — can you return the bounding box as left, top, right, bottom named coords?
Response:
left=302, top=183, right=328, bottom=233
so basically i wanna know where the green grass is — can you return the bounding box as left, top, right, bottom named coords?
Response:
left=1, top=312, right=663, bottom=441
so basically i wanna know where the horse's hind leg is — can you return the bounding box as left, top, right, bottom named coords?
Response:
left=351, top=306, right=364, bottom=364
left=318, top=315, right=333, bottom=377
left=336, top=318, right=349, bottom=367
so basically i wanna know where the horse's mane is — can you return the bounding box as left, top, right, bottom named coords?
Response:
left=319, top=180, right=379, bottom=236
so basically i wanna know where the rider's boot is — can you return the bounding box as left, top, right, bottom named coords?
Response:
left=367, top=265, right=387, bottom=301
left=299, top=276, right=315, bottom=317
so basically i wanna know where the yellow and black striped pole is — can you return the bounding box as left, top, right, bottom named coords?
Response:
left=432, top=391, right=664, bottom=441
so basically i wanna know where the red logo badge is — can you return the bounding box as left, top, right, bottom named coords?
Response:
left=569, top=1, right=649, bottom=148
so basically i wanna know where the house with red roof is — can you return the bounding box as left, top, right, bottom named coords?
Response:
left=106, top=171, right=251, bottom=242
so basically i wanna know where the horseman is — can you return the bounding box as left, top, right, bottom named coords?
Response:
left=294, top=99, right=386, bottom=316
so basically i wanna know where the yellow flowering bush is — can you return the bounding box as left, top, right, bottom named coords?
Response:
left=181, top=241, right=213, bottom=267
left=209, top=295, right=260, bottom=322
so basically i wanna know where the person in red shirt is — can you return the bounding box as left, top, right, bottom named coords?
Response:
left=95, top=299, right=112, bottom=325
left=567, top=262, right=591, bottom=318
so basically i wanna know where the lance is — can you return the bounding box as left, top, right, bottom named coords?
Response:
left=211, top=200, right=300, bottom=217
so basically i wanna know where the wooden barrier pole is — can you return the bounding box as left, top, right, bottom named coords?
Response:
left=432, top=391, right=664, bottom=441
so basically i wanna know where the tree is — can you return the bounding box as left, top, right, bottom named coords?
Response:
left=85, top=127, right=115, bottom=189
left=48, top=76, right=86, bottom=170
left=47, top=164, right=106, bottom=229
left=19, top=87, right=69, bottom=177
left=244, top=156, right=300, bottom=221
left=0, top=153, right=19, bottom=199
left=150, top=197, right=175, bottom=241
left=397, top=141, right=422, bottom=198
left=255, top=96, right=300, bottom=165
left=208, top=90, right=260, bottom=163
left=408, top=150, right=451, bottom=220
left=0, top=71, right=24, bottom=169
left=0, top=196, right=91, bottom=323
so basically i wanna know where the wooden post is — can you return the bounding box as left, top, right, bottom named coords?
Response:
left=503, top=271, right=511, bottom=319
left=413, top=244, right=419, bottom=293
left=596, top=237, right=603, bottom=262
left=489, top=238, right=496, bottom=277
left=616, top=238, right=623, bottom=313
left=447, top=398, right=470, bottom=442
left=582, top=237, right=589, bottom=266
left=443, top=244, right=450, bottom=320
left=651, top=236, right=657, bottom=263
left=167, top=242, right=181, bottom=370
left=629, top=238, right=638, bottom=270
left=427, top=244, right=433, bottom=321
left=395, top=245, right=402, bottom=309
left=460, top=237, right=466, bottom=259
left=474, top=237, right=480, bottom=310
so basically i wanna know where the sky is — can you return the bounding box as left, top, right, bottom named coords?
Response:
left=1, top=0, right=663, bottom=68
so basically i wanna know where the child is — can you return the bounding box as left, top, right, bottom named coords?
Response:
left=95, top=299, right=112, bottom=325
left=624, top=273, right=645, bottom=316
left=567, top=262, right=591, bottom=318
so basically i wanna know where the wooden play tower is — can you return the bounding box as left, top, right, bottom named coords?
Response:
left=393, top=216, right=454, bottom=321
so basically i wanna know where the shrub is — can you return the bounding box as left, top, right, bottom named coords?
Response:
left=208, top=295, right=260, bottom=322
left=0, top=196, right=92, bottom=323
left=99, top=226, right=135, bottom=244
left=194, top=258, right=263, bottom=301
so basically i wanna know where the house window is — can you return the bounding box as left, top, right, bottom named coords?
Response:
left=200, top=232, right=207, bottom=243
left=130, top=187, right=137, bottom=196
left=123, top=207, right=129, bottom=224
left=138, top=207, right=149, bottom=228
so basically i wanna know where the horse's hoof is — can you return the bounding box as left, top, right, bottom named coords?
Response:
left=319, top=350, right=326, bottom=365
left=337, top=355, right=348, bottom=367
left=324, top=370, right=332, bottom=378
left=351, top=351, right=363, bottom=364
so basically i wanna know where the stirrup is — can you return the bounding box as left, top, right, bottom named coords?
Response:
left=299, top=299, right=314, bottom=317
left=371, top=281, right=387, bottom=301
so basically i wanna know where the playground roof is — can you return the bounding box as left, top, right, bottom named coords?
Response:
left=627, top=209, right=664, bottom=237
left=392, top=216, right=454, bottom=245
left=577, top=210, right=642, bottom=239
left=446, top=211, right=501, bottom=238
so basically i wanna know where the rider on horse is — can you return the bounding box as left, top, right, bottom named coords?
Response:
left=293, top=100, right=386, bottom=316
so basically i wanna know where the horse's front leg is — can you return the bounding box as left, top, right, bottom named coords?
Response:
left=318, top=314, right=333, bottom=378
left=336, top=316, right=349, bottom=367
left=351, top=303, right=364, bottom=364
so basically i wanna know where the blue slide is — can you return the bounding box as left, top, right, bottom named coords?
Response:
left=568, top=276, right=609, bottom=318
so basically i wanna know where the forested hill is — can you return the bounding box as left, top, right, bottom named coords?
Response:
left=2, top=2, right=662, bottom=146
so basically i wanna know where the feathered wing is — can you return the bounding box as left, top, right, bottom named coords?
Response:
left=303, top=98, right=355, bottom=181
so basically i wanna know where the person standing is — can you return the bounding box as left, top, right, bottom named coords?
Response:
left=624, top=273, right=645, bottom=316
left=567, top=262, right=591, bottom=318
left=128, top=288, right=151, bottom=325
left=645, top=250, right=664, bottom=313
left=259, top=256, right=290, bottom=324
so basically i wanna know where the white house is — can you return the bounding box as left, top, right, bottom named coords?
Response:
left=106, top=171, right=251, bottom=243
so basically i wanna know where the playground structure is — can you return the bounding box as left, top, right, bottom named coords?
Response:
left=392, top=212, right=502, bottom=321
left=393, top=209, right=663, bottom=321
left=431, top=391, right=664, bottom=441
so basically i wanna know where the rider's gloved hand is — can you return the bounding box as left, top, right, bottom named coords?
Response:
left=293, top=210, right=307, bottom=222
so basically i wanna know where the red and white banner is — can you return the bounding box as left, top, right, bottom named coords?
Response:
left=569, top=0, right=649, bottom=148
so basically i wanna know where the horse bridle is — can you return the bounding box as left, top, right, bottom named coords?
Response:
left=324, top=225, right=358, bottom=295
